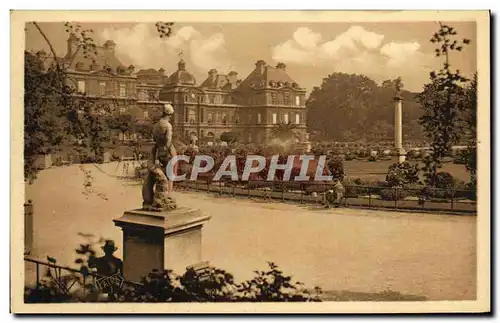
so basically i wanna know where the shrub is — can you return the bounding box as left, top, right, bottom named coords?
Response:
left=434, top=172, right=454, bottom=189
left=344, top=154, right=355, bottom=161
left=367, top=156, right=377, bottom=162
left=352, top=178, right=363, bottom=185
left=327, top=155, right=344, bottom=182
left=26, top=257, right=321, bottom=303
left=303, top=183, right=329, bottom=194
left=386, top=162, right=420, bottom=187
left=406, top=150, right=421, bottom=160
left=345, top=185, right=371, bottom=197
left=379, top=188, right=411, bottom=201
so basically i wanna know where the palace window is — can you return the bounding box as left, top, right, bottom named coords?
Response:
left=188, top=110, right=196, bottom=124
left=77, top=80, right=86, bottom=94
left=272, top=113, right=277, bottom=124
left=119, top=83, right=126, bottom=97
left=257, top=113, right=262, bottom=124
left=295, top=95, right=300, bottom=106
left=209, top=95, right=215, bottom=104
left=271, top=92, right=277, bottom=105
left=283, top=113, right=289, bottom=124
left=248, top=114, right=252, bottom=123
left=143, top=111, right=149, bottom=119
left=277, top=93, right=283, bottom=105
left=208, top=112, right=214, bottom=124
left=295, top=113, right=300, bottom=125
left=222, top=114, right=227, bottom=124
left=99, top=82, right=106, bottom=96
left=284, top=92, right=290, bottom=105
left=148, top=91, right=157, bottom=102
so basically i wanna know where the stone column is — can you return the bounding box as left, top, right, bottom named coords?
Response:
left=113, top=207, right=211, bottom=283
left=394, top=96, right=406, bottom=163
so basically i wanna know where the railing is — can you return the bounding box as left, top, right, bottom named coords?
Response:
left=173, top=180, right=477, bottom=214
left=24, top=257, right=141, bottom=295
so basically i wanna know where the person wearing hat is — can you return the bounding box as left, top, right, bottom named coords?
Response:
left=89, top=240, right=123, bottom=277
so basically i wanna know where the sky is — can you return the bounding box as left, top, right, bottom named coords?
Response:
left=25, top=21, right=477, bottom=93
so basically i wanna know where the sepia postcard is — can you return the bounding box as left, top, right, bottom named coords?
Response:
left=10, top=10, right=490, bottom=314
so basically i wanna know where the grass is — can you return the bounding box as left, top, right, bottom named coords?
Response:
left=344, top=157, right=470, bottom=182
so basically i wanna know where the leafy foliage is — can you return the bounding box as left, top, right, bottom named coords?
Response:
left=306, top=73, right=424, bottom=142
left=24, top=51, right=71, bottom=182
left=271, top=122, right=299, bottom=141
left=220, top=131, right=240, bottom=144
left=24, top=21, right=178, bottom=183
left=107, top=113, right=136, bottom=143
left=24, top=22, right=107, bottom=182
left=327, top=155, right=345, bottom=182
left=26, top=238, right=322, bottom=303
left=461, top=73, right=477, bottom=186
left=237, top=262, right=320, bottom=302
left=386, top=162, right=421, bottom=187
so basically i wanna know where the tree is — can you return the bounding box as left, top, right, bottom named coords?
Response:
left=368, top=120, right=393, bottom=142
left=24, top=21, right=175, bottom=182
left=220, top=132, right=239, bottom=144
left=386, top=162, right=421, bottom=187
left=24, top=22, right=99, bottom=181
left=271, top=122, right=299, bottom=141
left=108, top=114, right=136, bottom=143
left=135, top=121, right=154, bottom=140
left=24, top=51, right=70, bottom=182
left=462, top=73, right=477, bottom=186
left=416, top=23, right=471, bottom=186
left=306, top=73, right=424, bottom=142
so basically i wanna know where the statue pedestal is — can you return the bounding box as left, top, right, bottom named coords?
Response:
left=113, top=207, right=211, bottom=283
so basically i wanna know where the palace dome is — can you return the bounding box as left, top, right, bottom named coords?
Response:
left=166, top=59, right=196, bottom=85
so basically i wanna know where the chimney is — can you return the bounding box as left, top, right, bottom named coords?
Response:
left=255, top=60, right=266, bottom=74
left=228, top=71, right=238, bottom=84
left=228, top=71, right=238, bottom=89
left=276, top=62, right=286, bottom=71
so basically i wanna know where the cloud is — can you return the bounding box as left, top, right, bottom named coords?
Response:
left=98, top=24, right=231, bottom=75
left=293, top=27, right=322, bottom=50
left=271, top=26, right=432, bottom=91
left=273, top=26, right=385, bottom=64
left=380, top=42, right=421, bottom=67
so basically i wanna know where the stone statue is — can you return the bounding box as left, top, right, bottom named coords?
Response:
left=142, top=103, right=178, bottom=211
left=394, top=77, right=404, bottom=97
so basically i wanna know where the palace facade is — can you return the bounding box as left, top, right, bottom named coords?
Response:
left=38, top=35, right=308, bottom=144
left=159, top=59, right=308, bottom=144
